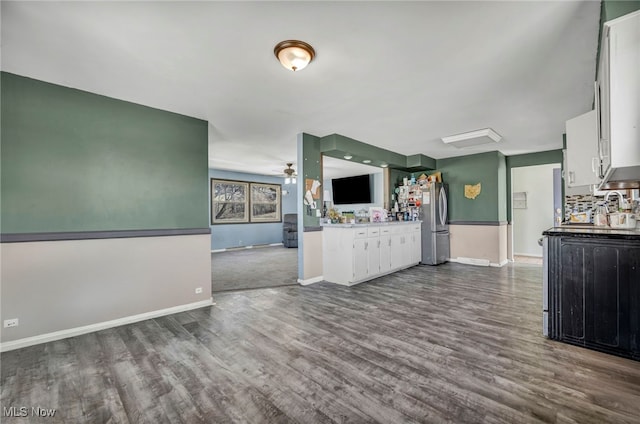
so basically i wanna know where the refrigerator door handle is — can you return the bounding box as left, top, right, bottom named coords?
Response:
left=439, top=188, right=447, bottom=227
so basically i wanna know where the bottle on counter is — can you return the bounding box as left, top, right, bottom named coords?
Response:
left=594, top=202, right=608, bottom=227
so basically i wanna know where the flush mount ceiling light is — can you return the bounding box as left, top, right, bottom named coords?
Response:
left=441, top=128, right=502, bottom=149
left=343, top=155, right=353, bottom=160
left=274, top=40, right=315, bottom=72
left=362, top=159, right=372, bottom=164
left=380, top=163, right=388, bottom=168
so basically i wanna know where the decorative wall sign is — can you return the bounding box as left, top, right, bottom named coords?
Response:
left=464, top=183, right=482, bottom=200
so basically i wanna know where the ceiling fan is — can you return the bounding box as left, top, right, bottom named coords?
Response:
left=283, top=163, right=297, bottom=184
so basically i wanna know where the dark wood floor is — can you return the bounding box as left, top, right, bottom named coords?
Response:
left=2, top=263, right=640, bottom=423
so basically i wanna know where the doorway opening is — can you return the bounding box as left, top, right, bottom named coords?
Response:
left=511, top=163, right=561, bottom=265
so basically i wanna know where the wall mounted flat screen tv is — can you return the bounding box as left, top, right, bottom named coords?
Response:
left=331, top=174, right=372, bottom=205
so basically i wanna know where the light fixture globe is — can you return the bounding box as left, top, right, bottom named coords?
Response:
left=274, top=40, right=315, bottom=72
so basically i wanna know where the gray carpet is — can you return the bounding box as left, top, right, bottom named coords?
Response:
left=211, top=245, right=298, bottom=292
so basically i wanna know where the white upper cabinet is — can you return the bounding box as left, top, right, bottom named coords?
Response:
left=595, top=10, right=640, bottom=185
left=565, top=110, right=599, bottom=187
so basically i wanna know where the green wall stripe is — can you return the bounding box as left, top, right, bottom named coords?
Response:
left=1, top=228, right=211, bottom=243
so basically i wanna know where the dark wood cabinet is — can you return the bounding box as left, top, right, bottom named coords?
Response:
left=547, top=235, right=640, bottom=360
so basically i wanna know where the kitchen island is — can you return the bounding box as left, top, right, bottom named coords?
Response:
left=542, top=225, right=640, bottom=360
left=322, top=221, right=421, bottom=286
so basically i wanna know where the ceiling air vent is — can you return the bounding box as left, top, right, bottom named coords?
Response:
left=441, top=128, right=502, bottom=148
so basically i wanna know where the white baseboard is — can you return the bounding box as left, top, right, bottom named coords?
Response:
left=450, top=257, right=490, bottom=267
left=0, top=298, right=213, bottom=353
left=514, top=253, right=543, bottom=258
left=450, top=257, right=509, bottom=267
left=298, top=276, right=324, bottom=286
left=211, top=243, right=284, bottom=253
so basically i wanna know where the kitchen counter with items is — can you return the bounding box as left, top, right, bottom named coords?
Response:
left=322, top=221, right=422, bottom=286
left=542, top=226, right=640, bottom=361
left=321, top=220, right=421, bottom=228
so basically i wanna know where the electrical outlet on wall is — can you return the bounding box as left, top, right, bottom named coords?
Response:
left=195, top=287, right=203, bottom=294
left=4, top=318, right=19, bottom=328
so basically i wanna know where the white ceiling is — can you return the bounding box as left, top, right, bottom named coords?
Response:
left=1, top=1, right=601, bottom=178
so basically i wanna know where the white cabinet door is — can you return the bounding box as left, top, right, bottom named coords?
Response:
left=596, top=34, right=611, bottom=180
left=379, top=233, right=392, bottom=273
left=565, top=110, right=599, bottom=187
left=367, top=236, right=381, bottom=277
left=322, top=227, right=355, bottom=285
left=608, top=11, right=640, bottom=173
left=390, top=230, right=405, bottom=270
left=563, top=150, right=592, bottom=195
left=402, top=229, right=414, bottom=267
left=597, top=11, right=640, bottom=184
left=410, top=225, right=421, bottom=264
left=353, top=238, right=368, bottom=282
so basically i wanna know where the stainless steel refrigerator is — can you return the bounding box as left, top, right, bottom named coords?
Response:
left=420, top=182, right=450, bottom=265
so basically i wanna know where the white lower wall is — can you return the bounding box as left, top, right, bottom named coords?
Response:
left=301, top=231, right=323, bottom=283
left=0, top=234, right=211, bottom=345
left=449, top=224, right=508, bottom=266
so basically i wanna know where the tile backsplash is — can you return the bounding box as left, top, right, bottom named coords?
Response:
left=564, top=194, right=621, bottom=221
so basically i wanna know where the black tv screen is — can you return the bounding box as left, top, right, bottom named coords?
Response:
left=331, top=174, right=372, bottom=205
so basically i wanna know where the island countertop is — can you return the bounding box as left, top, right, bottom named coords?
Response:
left=542, top=225, right=640, bottom=240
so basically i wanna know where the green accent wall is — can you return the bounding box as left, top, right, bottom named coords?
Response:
left=320, top=133, right=409, bottom=169
left=304, top=131, right=564, bottom=224
left=406, top=154, right=437, bottom=170
left=505, top=150, right=563, bottom=170
left=1, top=72, right=208, bottom=233
left=436, top=152, right=505, bottom=222
left=319, top=133, right=436, bottom=211
left=497, top=153, right=507, bottom=222
left=603, top=0, right=640, bottom=23
left=301, top=133, right=322, bottom=228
